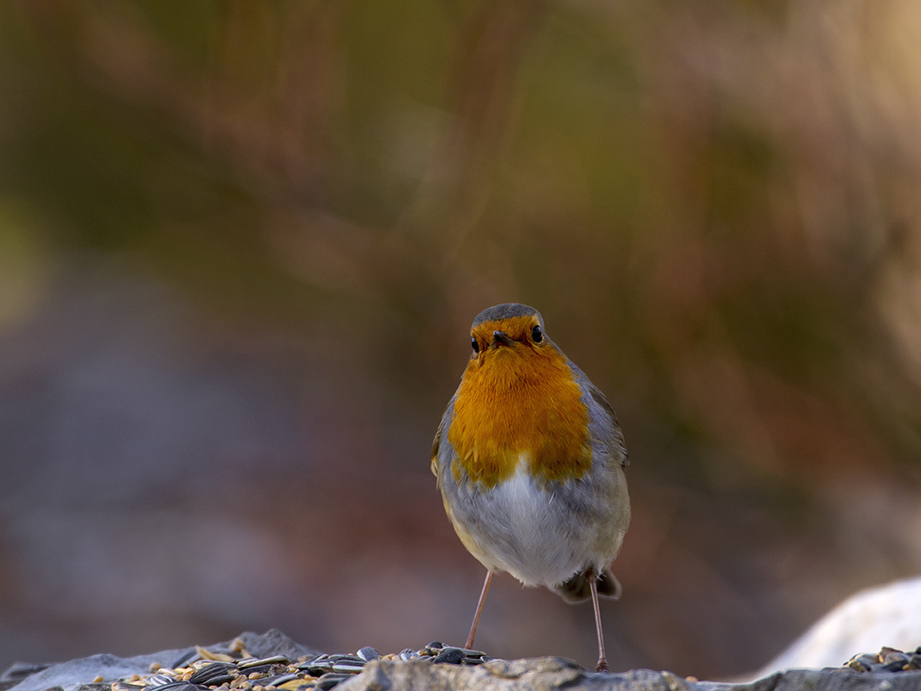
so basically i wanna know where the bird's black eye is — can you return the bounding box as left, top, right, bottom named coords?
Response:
left=531, top=324, right=543, bottom=343
left=471, top=336, right=479, bottom=353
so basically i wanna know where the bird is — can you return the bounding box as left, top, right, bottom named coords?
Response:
left=431, top=302, right=630, bottom=672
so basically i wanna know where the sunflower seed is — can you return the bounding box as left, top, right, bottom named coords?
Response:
left=325, top=655, right=361, bottom=663
left=296, top=659, right=332, bottom=676
left=432, top=647, right=465, bottom=665
left=260, top=672, right=299, bottom=688
left=238, top=657, right=289, bottom=670
left=314, top=674, right=350, bottom=691
left=356, top=647, right=380, bottom=662
left=189, top=664, right=236, bottom=686
left=146, top=674, right=177, bottom=687
left=146, top=684, right=204, bottom=691
left=171, top=652, right=199, bottom=669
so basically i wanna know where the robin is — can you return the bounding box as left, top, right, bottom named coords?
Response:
left=432, top=303, right=630, bottom=672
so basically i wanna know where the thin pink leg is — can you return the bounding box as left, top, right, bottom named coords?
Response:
left=465, top=570, right=493, bottom=649
left=590, top=573, right=609, bottom=672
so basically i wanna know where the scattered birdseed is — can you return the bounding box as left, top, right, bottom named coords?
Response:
left=97, top=640, right=496, bottom=691
left=844, top=646, right=921, bottom=676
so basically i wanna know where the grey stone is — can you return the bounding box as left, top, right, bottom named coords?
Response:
left=2, top=630, right=314, bottom=691
left=5, top=651, right=188, bottom=691
left=233, top=629, right=317, bottom=661
left=335, top=657, right=921, bottom=691
left=6, top=630, right=921, bottom=691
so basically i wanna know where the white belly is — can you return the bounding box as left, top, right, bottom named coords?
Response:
left=462, top=464, right=596, bottom=587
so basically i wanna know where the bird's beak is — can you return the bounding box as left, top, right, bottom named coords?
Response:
left=492, top=330, right=514, bottom=347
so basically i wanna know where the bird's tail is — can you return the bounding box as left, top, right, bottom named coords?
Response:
left=553, top=567, right=622, bottom=603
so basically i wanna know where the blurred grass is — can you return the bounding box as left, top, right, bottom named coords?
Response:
left=2, top=0, right=921, bottom=678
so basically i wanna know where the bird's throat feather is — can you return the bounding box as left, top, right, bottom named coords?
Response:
left=448, top=346, right=591, bottom=488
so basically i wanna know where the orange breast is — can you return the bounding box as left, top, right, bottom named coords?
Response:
left=447, top=345, right=591, bottom=488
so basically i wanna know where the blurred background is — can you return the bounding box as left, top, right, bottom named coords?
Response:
left=2, top=0, right=921, bottom=680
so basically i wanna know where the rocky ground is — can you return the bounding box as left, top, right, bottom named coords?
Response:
left=2, top=629, right=920, bottom=691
